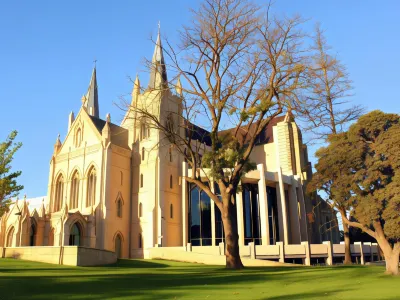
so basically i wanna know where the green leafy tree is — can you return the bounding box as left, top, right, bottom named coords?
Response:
left=308, top=133, right=361, bottom=264
left=310, top=111, right=400, bottom=275
left=0, top=130, right=23, bottom=217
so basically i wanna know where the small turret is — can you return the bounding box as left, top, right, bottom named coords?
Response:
left=68, top=111, right=75, bottom=131
left=132, top=74, right=141, bottom=105
left=54, top=134, right=62, bottom=154
left=175, top=76, right=182, bottom=97
left=102, top=115, right=111, bottom=145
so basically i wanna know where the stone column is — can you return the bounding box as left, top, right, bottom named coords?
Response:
left=296, top=179, right=309, bottom=242
left=276, top=171, right=289, bottom=245
left=276, top=241, right=285, bottom=263
left=355, top=242, right=365, bottom=265
left=236, top=185, right=245, bottom=247
left=323, top=241, right=333, bottom=266
left=301, top=241, right=311, bottom=266
left=219, top=242, right=225, bottom=256
left=249, top=242, right=256, bottom=259
left=257, top=164, right=270, bottom=245
left=181, top=162, right=188, bottom=246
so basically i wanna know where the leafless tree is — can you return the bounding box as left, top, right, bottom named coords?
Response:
left=129, top=0, right=312, bottom=269
left=296, top=25, right=364, bottom=265
left=297, top=24, right=364, bottom=141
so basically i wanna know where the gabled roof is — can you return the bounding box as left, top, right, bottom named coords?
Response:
left=220, top=115, right=286, bottom=145
left=88, top=116, right=130, bottom=149
left=186, top=115, right=286, bottom=147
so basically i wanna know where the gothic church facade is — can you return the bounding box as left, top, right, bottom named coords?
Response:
left=0, top=31, right=339, bottom=259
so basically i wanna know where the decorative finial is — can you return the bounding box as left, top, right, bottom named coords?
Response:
left=93, top=59, right=97, bottom=68
left=57, top=133, right=60, bottom=140
left=158, top=21, right=161, bottom=30
left=106, top=113, right=111, bottom=123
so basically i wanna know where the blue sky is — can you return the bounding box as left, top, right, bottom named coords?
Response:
left=1, top=0, right=399, bottom=198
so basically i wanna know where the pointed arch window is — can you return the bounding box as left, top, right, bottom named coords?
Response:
left=140, top=174, right=144, bottom=188
left=170, top=203, right=173, bottom=219
left=120, top=171, right=123, bottom=186
left=87, top=167, right=97, bottom=207
left=170, top=175, right=173, bottom=189
left=138, top=233, right=142, bottom=248
left=54, top=175, right=64, bottom=212
left=117, top=199, right=123, bottom=218
left=139, top=202, right=143, bottom=218
left=115, top=234, right=122, bottom=258
left=140, top=121, right=150, bottom=140
left=169, top=147, right=172, bottom=162
left=69, top=223, right=81, bottom=246
left=70, top=171, right=80, bottom=209
left=76, top=128, right=82, bottom=147
left=29, top=222, right=36, bottom=246
left=6, top=227, right=14, bottom=247
left=142, top=147, right=145, bottom=161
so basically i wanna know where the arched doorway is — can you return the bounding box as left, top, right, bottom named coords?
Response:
left=29, top=223, right=36, bottom=246
left=69, top=223, right=81, bottom=246
left=115, top=234, right=122, bottom=258
left=6, top=227, right=15, bottom=247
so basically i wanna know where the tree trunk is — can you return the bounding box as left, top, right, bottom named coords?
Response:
left=376, top=237, right=399, bottom=276
left=339, top=210, right=352, bottom=264
left=384, top=254, right=399, bottom=276
left=221, top=198, right=244, bottom=269
left=342, top=221, right=352, bottom=264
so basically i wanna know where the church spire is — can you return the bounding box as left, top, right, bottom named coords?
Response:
left=148, top=23, right=168, bottom=90
left=132, top=74, right=141, bottom=105
left=84, top=64, right=99, bottom=118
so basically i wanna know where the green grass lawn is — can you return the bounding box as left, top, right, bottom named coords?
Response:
left=0, top=259, right=399, bottom=300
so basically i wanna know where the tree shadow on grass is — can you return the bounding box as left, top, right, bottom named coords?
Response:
left=103, top=259, right=170, bottom=269
left=262, top=288, right=352, bottom=300
left=0, top=260, right=391, bottom=300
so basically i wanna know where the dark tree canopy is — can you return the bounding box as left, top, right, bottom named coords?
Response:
left=0, top=130, right=23, bottom=217
left=310, top=110, right=400, bottom=275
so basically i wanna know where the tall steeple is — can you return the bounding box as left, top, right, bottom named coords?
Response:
left=132, top=74, right=141, bottom=105
left=83, top=65, right=99, bottom=118
left=148, top=23, right=168, bottom=90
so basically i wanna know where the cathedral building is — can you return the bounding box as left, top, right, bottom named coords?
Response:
left=0, top=30, right=339, bottom=260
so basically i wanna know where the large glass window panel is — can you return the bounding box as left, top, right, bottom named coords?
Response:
left=200, top=191, right=212, bottom=245
left=242, top=184, right=261, bottom=245
left=267, top=186, right=280, bottom=244
left=189, top=186, right=201, bottom=245
left=214, top=183, right=224, bottom=245
left=243, top=188, right=252, bottom=239
left=189, top=184, right=214, bottom=246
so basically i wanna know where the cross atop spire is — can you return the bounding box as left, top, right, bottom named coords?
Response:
left=83, top=66, right=99, bottom=118
left=148, top=23, right=168, bottom=90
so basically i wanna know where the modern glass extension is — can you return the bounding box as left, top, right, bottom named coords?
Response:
left=188, top=183, right=281, bottom=246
